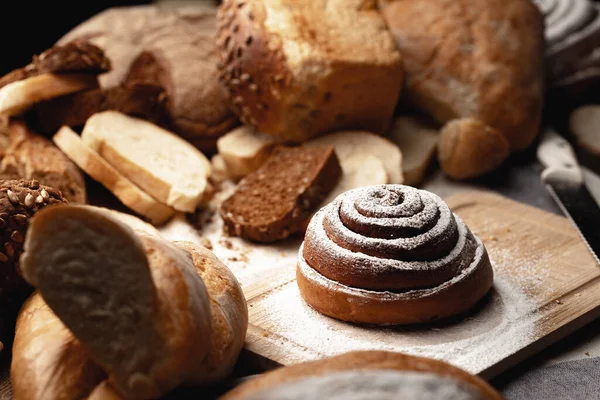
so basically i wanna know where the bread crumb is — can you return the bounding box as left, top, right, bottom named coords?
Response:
left=555, top=299, right=563, bottom=305
left=221, top=239, right=233, bottom=250
left=199, top=237, right=213, bottom=250
left=586, top=352, right=590, bottom=357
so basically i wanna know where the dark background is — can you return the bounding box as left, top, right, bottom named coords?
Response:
left=0, top=1, right=151, bottom=75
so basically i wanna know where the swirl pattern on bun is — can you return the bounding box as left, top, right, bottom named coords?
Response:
left=297, top=185, right=494, bottom=325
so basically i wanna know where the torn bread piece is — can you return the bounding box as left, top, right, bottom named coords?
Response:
left=387, top=116, right=439, bottom=186
left=81, top=111, right=212, bottom=213
left=0, top=41, right=110, bottom=117
left=216, top=126, right=278, bottom=181
left=305, top=131, right=403, bottom=184
left=53, top=126, right=174, bottom=225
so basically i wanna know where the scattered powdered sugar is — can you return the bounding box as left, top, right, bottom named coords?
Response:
left=245, top=370, right=485, bottom=400
left=258, top=271, right=537, bottom=375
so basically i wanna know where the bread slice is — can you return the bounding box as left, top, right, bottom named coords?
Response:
left=216, top=125, right=278, bottom=180
left=305, top=131, right=403, bottom=184
left=81, top=111, right=211, bottom=213
left=321, top=154, right=389, bottom=206
left=569, top=104, right=600, bottom=156
left=1, top=120, right=86, bottom=204
left=53, top=126, right=174, bottom=225
left=211, top=154, right=231, bottom=183
left=0, top=73, right=98, bottom=117
left=20, top=205, right=212, bottom=399
left=216, top=0, right=403, bottom=142
left=220, top=145, right=342, bottom=243
left=387, top=116, right=439, bottom=186
left=34, top=83, right=169, bottom=134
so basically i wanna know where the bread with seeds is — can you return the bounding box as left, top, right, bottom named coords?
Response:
left=216, top=0, right=403, bottom=142
left=0, top=120, right=86, bottom=203
left=0, top=179, right=66, bottom=316
left=0, top=41, right=109, bottom=117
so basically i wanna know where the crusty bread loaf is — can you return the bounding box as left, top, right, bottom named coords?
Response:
left=81, top=111, right=211, bottom=213
left=305, top=131, right=403, bottom=184
left=53, top=125, right=175, bottom=225
left=387, top=116, right=438, bottom=186
left=1, top=120, right=86, bottom=204
left=378, top=0, right=545, bottom=152
left=216, top=0, right=403, bottom=142
left=19, top=205, right=213, bottom=399
left=220, top=351, right=504, bottom=400
left=59, top=5, right=237, bottom=151
left=217, top=126, right=278, bottom=181
left=438, top=118, right=510, bottom=179
left=174, top=241, right=248, bottom=384
left=220, top=145, right=342, bottom=242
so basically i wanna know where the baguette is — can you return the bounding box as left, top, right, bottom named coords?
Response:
left=53, top=126, right=175, bottom=225
left=80, top=111, right=211, bottom=213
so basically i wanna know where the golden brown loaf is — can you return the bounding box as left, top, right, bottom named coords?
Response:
left=220, top=351, right=504, bottom=400
left=216, top=0, right=404, bottom=142
left=298, top=185, right=494, bottom=325
left=378, top=0, right=545, bottom=153
left=59, top=5, right=237, bottom=151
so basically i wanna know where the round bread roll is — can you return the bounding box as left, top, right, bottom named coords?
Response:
left=438, top=118, right=510, bottom=180
left=297, top=184, right=494, bottom=325
left=58, top=5, right=238, bottom=151
left=220, top=351, right=504, bottom=400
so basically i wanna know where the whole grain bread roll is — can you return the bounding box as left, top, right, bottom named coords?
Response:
left=216, top=0, right=403, bottom=142
left=378, top=0, right=545, bottom=153
left=220, top=351, right=504, bottom=400
left=58, top=5, right=238, bottom=151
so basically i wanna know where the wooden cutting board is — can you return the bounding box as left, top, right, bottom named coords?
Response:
left=240, top=190, right=600, bottom=380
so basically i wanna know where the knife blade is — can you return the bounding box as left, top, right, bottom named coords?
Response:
left=537, top=128, right=600, bottom=264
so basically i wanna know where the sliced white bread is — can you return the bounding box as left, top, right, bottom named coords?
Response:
left=305, top=131, right=403, bottom=184
left=569, top=104, right=600, bottom=156
left=53, top=126, right=174, bottom=225
left=216, top=126, right=278, bottom=181
left=81, top=111, right=211, bottom=213
left=321, top=153, right=389, bottom=206
left=387, top=116, right=439, bottom=186
left=0, top=73, right=97, bottom=117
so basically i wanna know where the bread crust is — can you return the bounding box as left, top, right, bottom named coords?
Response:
left=216, top=0, right=403, bottom=142
left=379, top=0, right=544, bottom=151
left=219, top=351, right=504, bottom=400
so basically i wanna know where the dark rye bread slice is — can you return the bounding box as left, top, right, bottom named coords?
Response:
left=220, top=145, right=342, bottom=243
left=0, top=41, right=110, bottom=89
left=33, top=83, right=169, bottom=134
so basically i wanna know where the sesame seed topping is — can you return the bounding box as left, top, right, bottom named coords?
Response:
left=6, top=190, right=18, bottom=204
left=36, top=195, right=44, bottom=204
left=241, top=73, right=251, bottom=82
left=249, top=83, right=258, bottom=92
left=0, top=218, right=4, bottom=227
left=24, top=194, right=34, bottom=207
left=14, top=214, right=27, bottom=224
left=41, top=189, right=49, bottom=200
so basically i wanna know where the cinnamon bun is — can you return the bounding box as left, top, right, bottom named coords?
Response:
left=297, top=185, right=494, bottom=325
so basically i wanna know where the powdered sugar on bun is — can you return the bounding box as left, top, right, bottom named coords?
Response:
left=297, top=184, right=494, bottom=325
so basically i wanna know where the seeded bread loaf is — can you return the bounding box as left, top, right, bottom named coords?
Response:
left=0, top=180, right=66, bottom=317
left=81, top=111, right=211, bottom=213
left=220, top=145, right=342, bottom=242
left=216, top=0, right=403, bottom=142
left=33, top=82, right=169, bottom=135
left=378, top=0, right=544, bottom=153
left=0, top=120, right=86, bottom=203
left=59, top=5, right=238, bottom=152
left=0, top=42, right=110, bottom=117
